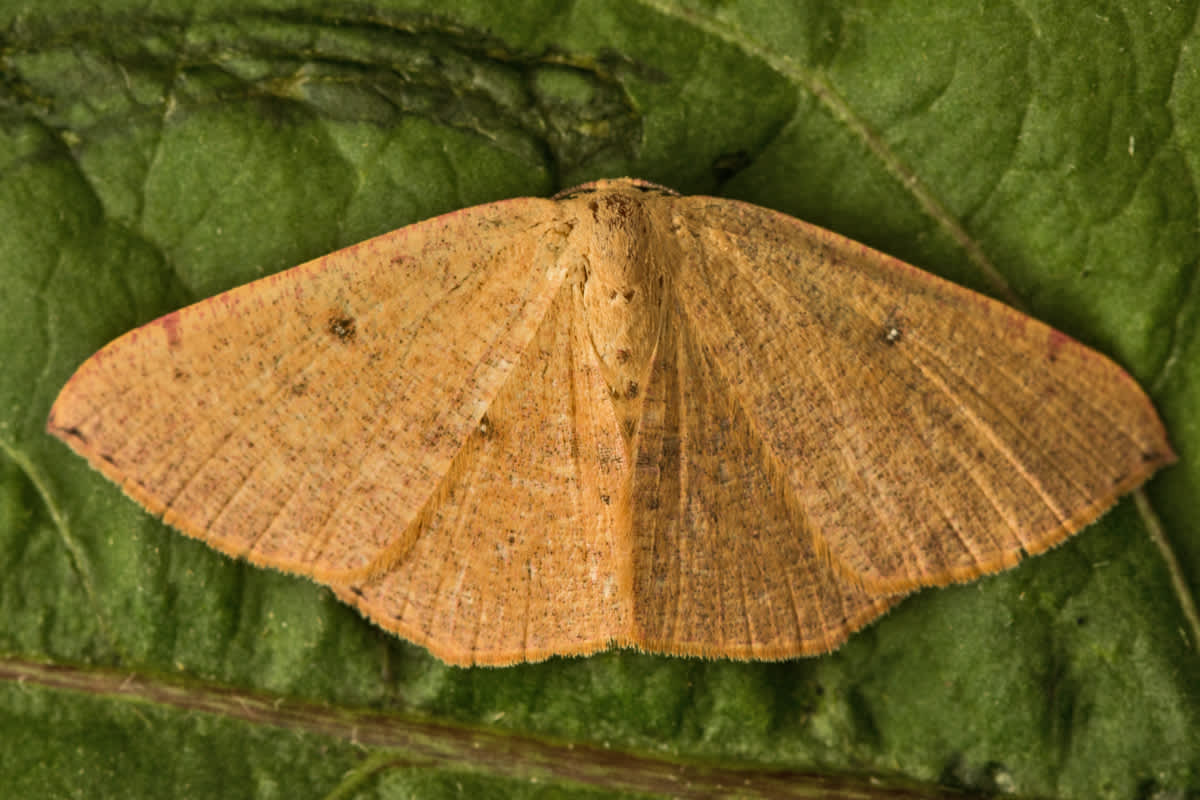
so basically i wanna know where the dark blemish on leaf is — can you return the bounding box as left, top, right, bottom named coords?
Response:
left=600, top=494, right=611, bottom=505
left=616, top=348, right=632, bottom=364
left=99, top=452, right=118, bottom=467
left=623, top=289, right=636, bottom=302
left=712, top=150, right=751, bottom=182
left=508, top=535, right=516, bottom=545
left=478, top=415, right=493, bottom=438
left=173, top=369, right=188, bottom=381
left=329, top=316, right=356, bottom=342
left=1141, top=450, right=1161, bottom=463
left=291, top=380, right=308, bottom=396
left=624, top=418, right=637, bottom=438
left=1076, top=616, right=1087, bottom=626
left=349, top=586, right=365, bottom=598
left=626, top=381, right=639, bottom=399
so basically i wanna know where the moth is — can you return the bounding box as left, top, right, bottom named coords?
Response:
left=48, top=179, right=1174, bottom=665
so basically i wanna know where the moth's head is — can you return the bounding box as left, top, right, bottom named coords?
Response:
left=567, top=185, right=670, bottom=330
left=576, top=187, right=652, bottom=264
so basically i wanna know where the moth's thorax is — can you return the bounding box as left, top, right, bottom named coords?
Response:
left=563, top=186, right=672, bottom=418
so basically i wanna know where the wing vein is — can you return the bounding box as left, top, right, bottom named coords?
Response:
left=673, top=323, right=689, bottom=645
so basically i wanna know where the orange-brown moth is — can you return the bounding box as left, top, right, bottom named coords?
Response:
left=48, top=178, right=1174, bottom=666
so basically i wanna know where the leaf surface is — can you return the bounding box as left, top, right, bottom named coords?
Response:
left=1, top=1, right=1197, bottom=798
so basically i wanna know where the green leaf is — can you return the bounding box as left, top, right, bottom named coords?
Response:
left=2, top=1, right=1197, bottom=798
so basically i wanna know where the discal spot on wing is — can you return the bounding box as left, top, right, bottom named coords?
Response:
left=327, top=315, right=357, bottom=342
left=48, top=178, right=1174, bottom=666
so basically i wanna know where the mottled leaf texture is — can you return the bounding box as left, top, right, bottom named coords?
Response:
left=47, top=179, right=1174, bottom=666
